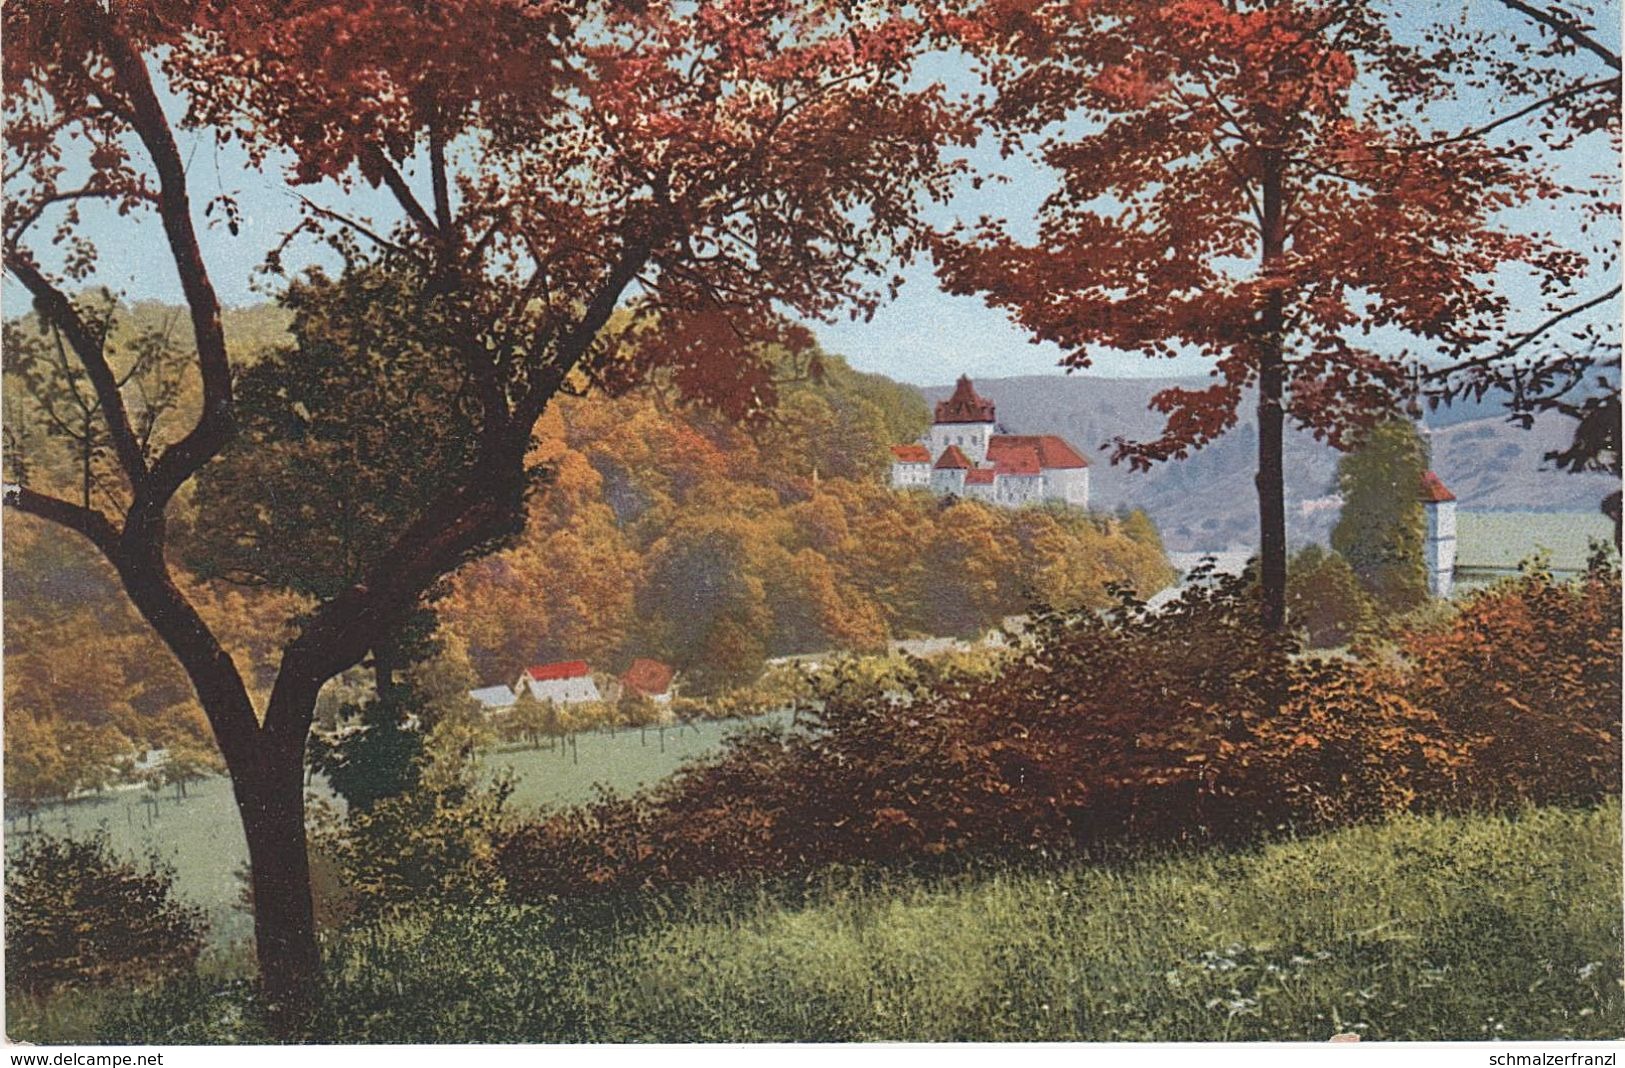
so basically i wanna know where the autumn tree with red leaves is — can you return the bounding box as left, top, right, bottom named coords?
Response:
left=936, top=0, right=1562, bottom=628
left=3, top=0, right=966, bottom=1008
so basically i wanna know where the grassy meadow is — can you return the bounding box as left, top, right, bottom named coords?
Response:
left=12, top=802, right=1619, bottom=1044
left=1, top=714, right=787, bottom=951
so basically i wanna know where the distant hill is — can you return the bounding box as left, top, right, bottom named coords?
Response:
left=917, top=375, right=1619, bottom=552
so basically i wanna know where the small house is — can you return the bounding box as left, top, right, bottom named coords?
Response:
left=516, top=660, right=602, bottom=705
left=620, top=658, right=677, bottom=704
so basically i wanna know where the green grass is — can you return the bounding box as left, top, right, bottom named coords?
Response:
left=13, top=802, right=1620, bottom=1044
left=1456, top=511, right=1615, bottom=574
left=2, top=714, right=787, bottom=950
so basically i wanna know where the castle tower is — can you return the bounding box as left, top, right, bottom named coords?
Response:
left=1420, top=471, right=1457, bottom=598
left=931, top=443, right=971, bottom=496
left=930, top=375, right=997, bottom=465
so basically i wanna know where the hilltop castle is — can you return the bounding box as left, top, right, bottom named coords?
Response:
left=889, top=376, right=1090, bottom=509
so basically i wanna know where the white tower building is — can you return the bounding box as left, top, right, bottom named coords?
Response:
left=1420, top=471, right=1457, bottom=598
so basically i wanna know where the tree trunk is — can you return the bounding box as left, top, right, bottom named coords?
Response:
left=237, top=753, right=320, bottom=1017
left=1256, top=151, right=1289, bottom=632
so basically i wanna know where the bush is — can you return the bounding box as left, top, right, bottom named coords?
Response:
left=500, top=564, right=1621, bottom=901
left=1397, top=558, right=1621, bottom=809
left=6, top=832, right=208, bottom=995
left=1287, top=544, right=1374, bottom=648
left=312, top=707, right=514, bottom=923
left=499, top=569, right=1461, bottom=897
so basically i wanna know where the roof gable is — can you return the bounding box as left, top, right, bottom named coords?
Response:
left=934, top=444, right=972, bottom=470
left=622, top=657, right=675, bottom=696
left=1419, top=471, right=1456, bottom=503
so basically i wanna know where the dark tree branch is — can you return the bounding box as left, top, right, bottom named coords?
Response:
left=4, top=252, right=149, bottom=482
left=363, top=144, right=442, bottom=243
left=2, top=483, right=121, bottom=555
left=98, top=21, right=234, bottom=522
left=1423, top=283, right=1623, bottom=380
left=1494, top=0, right=1623, bottom=70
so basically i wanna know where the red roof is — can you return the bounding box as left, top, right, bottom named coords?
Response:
left=988, top=434, right=1089, bottom=470
left=523, top=659, right=591, bottom=682
left=988, top=443, right=1041, bottom=476
left=965, top=468, right=997, bottom=485
left=1419, top=471, right=1456, bottom=503
left=934, top=375, right=997, bottom=424
left=890, top=444, right=931, bottom=463
left=622, top=657, right=675, bottom=696
left=934, top=444, right=973, bottom=470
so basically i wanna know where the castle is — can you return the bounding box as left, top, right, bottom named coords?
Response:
left=889, top=376, right=1090, bottom=508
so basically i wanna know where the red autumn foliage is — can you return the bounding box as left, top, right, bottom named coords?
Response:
left=933, top=0, right=1567, bottom=628
left=497, top=564, right=1620, bottom=900
left=4, top=0, right=967, bottom=998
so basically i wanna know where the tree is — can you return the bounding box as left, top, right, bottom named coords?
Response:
left=1330, top=419, right=1430, bottom=610
left=1417, top=1, right=1621, bottom=546
left=3, top=0, right=963, bottom=1006
left=937, top=0, right=1552, bottom=628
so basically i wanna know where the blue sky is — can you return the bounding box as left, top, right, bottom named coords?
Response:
left=7, top=2, right=1619, bottom=388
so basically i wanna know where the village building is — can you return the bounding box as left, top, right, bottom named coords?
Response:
left=890, top=376, right=1090, bottom=508
left=620, top=658, right=676, bottom=705
left=1420, top=470, right=1457, bottom=598
left=515, top=659, right=603, bottom=704
left=468, top=684, right=517, bottom=712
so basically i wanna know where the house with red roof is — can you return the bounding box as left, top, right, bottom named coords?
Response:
left=621, top=658, right=677, bottom=705
left=514, top=659, right=603, bottom=705
left=892, top=375, right=1091, bottom=509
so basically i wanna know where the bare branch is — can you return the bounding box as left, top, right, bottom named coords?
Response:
left=4, top=252, right=149, bottom=482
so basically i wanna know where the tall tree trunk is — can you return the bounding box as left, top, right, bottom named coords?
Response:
left=238, top=753, right=320, bottom=1014
left=1257, top=151, right=1289, bottom=631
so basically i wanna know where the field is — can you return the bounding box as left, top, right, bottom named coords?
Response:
left=11, top=803, right=1620, bottom=1044
left=2, top=714, right=788, bottom=950
left=1455, top=511, right=1615, bottom=575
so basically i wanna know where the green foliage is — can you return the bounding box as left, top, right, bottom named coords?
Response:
left=1331, top=419, right=1430, bottom=610
left=1287, top=544, right=1374, bottom=648
left=5, top=832, right=208, bottom=996
left=183, top=264, right=484, bottom=600
left=49, top=804, right=1624, bottom=1043
left=312, top=704, right=514, bottom=924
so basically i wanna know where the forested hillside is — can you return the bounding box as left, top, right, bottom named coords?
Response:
left=3, top=302, right=1173, bottom=797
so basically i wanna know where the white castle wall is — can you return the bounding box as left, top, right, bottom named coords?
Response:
left=930, top=422, right=993, bottom=465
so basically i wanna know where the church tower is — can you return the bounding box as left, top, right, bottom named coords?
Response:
left=929, top=375, right=997, bottom=464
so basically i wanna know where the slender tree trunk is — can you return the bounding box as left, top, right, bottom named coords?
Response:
left=1256, top=151, right=1289, bottom=631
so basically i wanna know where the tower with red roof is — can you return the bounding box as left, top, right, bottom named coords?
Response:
left=1420, top=471, right=1457, bottom=597
left=889, top=375, right=1091, bottom=509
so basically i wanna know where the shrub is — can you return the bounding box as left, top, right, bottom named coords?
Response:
left=1397, top=559, right=1621, bottom=809
left=499, top=569, right=1467, bottom=897
left=313, top=707, right=514, bottom=922
left=1287, top=545, right=1374, bottom=648
left=6, top=832, right=207, bottom=995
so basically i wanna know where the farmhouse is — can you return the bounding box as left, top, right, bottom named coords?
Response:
left=516, top=660, right=603, bottom=704
left=621, top=658, right=676, bottom=704
left=890, top=376, right=1090, bottom=508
